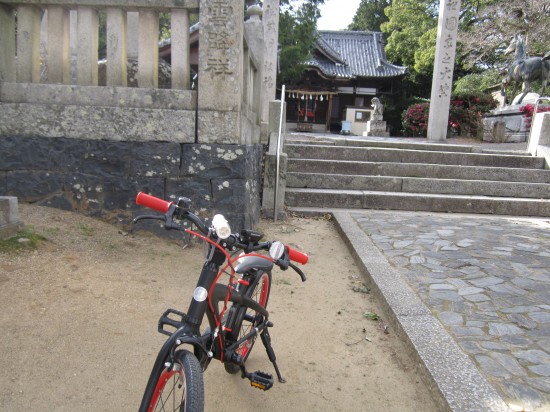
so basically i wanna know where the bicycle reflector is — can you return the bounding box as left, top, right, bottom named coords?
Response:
left=269, top=241, right=285, bottom=260
left=212, top=214, right=231, bottom=239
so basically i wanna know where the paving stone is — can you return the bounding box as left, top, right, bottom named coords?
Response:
left=453, top=326, right=484, bottom=336
left=507, top=313, right=538, bottom=330
left=490, top=352, right=527, bottom=377
left=447, top=279, right=469, bottom=288
left=438, top=311, right=463, bottom=326
left=425, top=272, right=450, bottom=280
left=430, top=283, right=456, bottom=290
left=480, top=341, right=509, bottom=351
left=528, top=364, right=550, bottom=377
left=456, top=239, right=474, bottom=248
left=459, top=340, right=484, bottom=355
left=537, top=340, right=550, bottom=353
left=514, top=350, right=550, bottom=364
left=389, top=256, right=409, bottom=266
left=501, top=306, right=534, bottom=314
left=466, top=321, right=486, bottom=328
left=511, top=277, right=543, bottom=291
left=458, top=286, right=485, bottom=296
left=394, top=240, right=414, bottom=248
left=488, top=323, right=524, bottom=336
left=475, top=355, right=512, bottom=378
left=488, top=250, right=512, bottom=257
left=464, top=293, right=491, bottom=302
left=501, top=382, right=545, bottom=410
left=410, top=255, right=426, bottom=264
left=429, top=290, right=462, bottom=302
left=471, top=312, right=500, bottom=321
left=526, top=377, right=550, bottom=393
left=501, top=335, right=533, bottom=348
left=528, top=312, right=550, bottom=323
left=440, top=245, right=459, bottom=251
left=487, top=283, right=528, bottom=297
left=470, top=276, right=505, bottom=288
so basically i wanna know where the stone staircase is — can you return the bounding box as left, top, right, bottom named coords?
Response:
left=284, top=138, right=550, bottom=217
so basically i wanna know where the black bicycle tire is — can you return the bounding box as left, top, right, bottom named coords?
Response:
left=224, top=270, right=271, bottom=374
left=150, top=349, right=204, bottom=412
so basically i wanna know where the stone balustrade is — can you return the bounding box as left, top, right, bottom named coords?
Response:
left=0, top=0, right=272, bottom=145
left=0, top=0, right=197, bottom=88
left=0, top=0, right=200, bottom=142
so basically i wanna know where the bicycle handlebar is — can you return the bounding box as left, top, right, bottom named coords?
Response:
left=136, top=192, right=173, bottom=214
left=134, top=192, right=308, bottom=279
left=287, top=246, right=308, bottom=265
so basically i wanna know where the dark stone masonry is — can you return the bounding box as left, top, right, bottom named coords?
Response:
left=0, top=136, right=263, bottom=234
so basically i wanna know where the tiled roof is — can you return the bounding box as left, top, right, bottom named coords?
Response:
left=307, top=31, right=408, bottom=79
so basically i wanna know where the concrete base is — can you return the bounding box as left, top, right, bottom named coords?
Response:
left=483, top=106, right=529, bottom=143
left=0, top=196, right=23, bottom=239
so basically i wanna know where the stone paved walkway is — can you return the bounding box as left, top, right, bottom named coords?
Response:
left=350, top=210, right=550, bottom=411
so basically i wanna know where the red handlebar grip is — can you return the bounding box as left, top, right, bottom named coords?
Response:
left=287, top=246, right=308, bottom=265
left=136, top=192, right=173, bottom=213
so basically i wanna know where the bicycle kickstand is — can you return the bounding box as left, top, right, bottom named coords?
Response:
left=261, top=327, right=286, bottom=384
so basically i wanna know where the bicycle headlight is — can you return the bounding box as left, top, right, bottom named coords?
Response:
left=212, top=214, right=231, bottom=239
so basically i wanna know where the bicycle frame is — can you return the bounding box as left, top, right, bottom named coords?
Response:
left=139, top=239, right=272, bottom=411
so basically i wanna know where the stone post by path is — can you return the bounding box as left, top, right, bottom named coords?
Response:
left=197, top=0, right=245, bottom=144
left=427, top=0, right=461, bottom=141
left=261, top=0, right=280, bottom=143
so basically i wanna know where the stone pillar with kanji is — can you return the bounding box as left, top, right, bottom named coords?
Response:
left=427, top=0, right=461, bottom=141
left=198, top=0, right=245, bottom=144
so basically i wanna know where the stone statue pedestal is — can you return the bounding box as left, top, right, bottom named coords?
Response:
left=363, top=115, right=388, bottom=137
left=482, top=106, right=529, bottom=143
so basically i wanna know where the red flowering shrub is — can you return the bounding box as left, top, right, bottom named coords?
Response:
left=402, top=102, right=430, bottom=137
left=401, top=94, right=497, bottom=137
left=520, top=104, right=550, bottom=129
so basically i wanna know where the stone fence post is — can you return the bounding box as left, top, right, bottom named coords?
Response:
left=197, top=0, right=245, bottom=144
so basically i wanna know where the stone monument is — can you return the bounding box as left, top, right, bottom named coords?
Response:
left=427, top=0, right=461, bottom=141
left=363, top=97, right=389, bottom=137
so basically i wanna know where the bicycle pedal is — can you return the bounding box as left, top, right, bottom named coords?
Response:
left=248, top=371, right=274, bottom=391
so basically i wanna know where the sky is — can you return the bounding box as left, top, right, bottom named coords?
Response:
left=317, top=0, right=362, bottom=31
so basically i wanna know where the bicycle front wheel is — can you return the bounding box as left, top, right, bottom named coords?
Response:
left=149, top=349, right=204, bottom=412
left=224, top=270, right=271, bottom=374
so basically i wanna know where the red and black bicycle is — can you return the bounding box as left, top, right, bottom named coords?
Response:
left=133, top=192, right=308, bottom=412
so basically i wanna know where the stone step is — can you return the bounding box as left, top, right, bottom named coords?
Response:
left=285, top=188, right=550, bottom=217
left=288, top=137, right=477, bottom=152
left=287, top=159, right=550, bottom=183
left=285, top=144, right=545, bottom=169
left=287, top=136, right=521, bottom=154
left=287, top=173, right=550, bottom=199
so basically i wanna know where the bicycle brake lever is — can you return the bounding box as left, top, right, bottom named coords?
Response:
left=289, top=262, right=307, bottom=282
left=133, top=214, right=167, bottom=224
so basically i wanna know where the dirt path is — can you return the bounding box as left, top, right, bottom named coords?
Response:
left=0, top=204, right=437, bottom=411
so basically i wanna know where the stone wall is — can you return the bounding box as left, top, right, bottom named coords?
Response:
left=0, top=136, right=263, bottom=233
